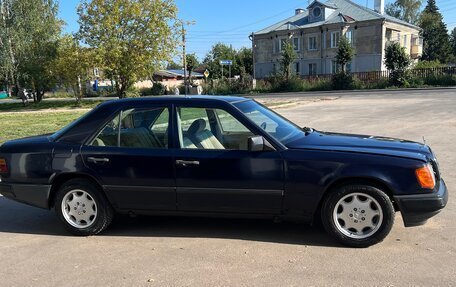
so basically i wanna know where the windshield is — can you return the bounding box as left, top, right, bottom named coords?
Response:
left=234, top=100, right=307, bottom=145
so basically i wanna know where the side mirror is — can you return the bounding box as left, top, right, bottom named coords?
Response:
left=248, top=136, right=276, bottom=152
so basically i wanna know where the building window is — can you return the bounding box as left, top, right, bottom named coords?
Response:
left=403, top=35, right=408, bottom=47
left=309, top=63, right=317, bottom=75
left=331, top=31, right=340, bottom=48
left=274, top=39, right=280, bottom=53
left=331, top=60, right=340, bottom=74
left=278, top=37, right=300, bottom=52
left=345, top=30, right=354, bottom=46
left=313, top=7, right=322, bottom=18
left=293, top=37, right=300, bottom=51
left=280, top=38, right=287, bottom=51
left=397, top=32, right=401, bottom=42
left=294, top=62, right=300, bottom=75
left=346, top=62, right=352, bottom=73
left=308, top=36, right=317, bottom=50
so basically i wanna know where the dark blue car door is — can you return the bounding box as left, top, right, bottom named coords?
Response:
left=173, top=103, right=285, bottom=214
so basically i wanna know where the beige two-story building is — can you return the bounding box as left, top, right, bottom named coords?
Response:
left=252, top=0, right=423, bottom=78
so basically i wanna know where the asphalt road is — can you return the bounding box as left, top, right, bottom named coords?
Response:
left=0, top=89, right=455, bottom=286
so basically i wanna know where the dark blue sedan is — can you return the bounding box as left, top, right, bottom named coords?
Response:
left=0, top=96, right=448, bottom=247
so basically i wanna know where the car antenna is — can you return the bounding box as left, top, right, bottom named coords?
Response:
left=422, top=136, right=426, bottom=145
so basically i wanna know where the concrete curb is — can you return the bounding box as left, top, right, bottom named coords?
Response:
left=242, top=86, right=456, bottom=98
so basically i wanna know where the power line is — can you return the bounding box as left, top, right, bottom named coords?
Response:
left=191, top=4, right=300, bottom=37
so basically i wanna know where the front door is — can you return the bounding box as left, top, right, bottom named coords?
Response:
left=174, top=105, right=284, bottom=214
left=81, top=105, right=176, bottom=211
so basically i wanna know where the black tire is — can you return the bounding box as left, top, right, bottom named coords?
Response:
left=321, top=184, right=395, bottom=248
left=54, top=178, right=114, bottom=236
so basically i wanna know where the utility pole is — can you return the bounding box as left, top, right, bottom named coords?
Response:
left=249, top=33, right=256, bottom=80
left=182, top=22, right=187, bottom=96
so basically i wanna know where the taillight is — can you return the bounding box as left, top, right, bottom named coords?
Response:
left=415, top=164, right=436, bottom=189
left=0, top=158, right=7, bottom=174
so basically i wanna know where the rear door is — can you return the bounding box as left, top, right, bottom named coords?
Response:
left=80, top=104, right=176, bottom=211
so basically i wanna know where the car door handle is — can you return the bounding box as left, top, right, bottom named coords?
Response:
left=176, top=160, right=200, bottom=167
left=87, top=157, right=110, bottom=164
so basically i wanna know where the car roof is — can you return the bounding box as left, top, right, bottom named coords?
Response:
left=99, top=95, right=250, bottom=108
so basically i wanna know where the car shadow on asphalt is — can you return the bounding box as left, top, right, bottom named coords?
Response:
left=0, top=197, right=341, bottom=247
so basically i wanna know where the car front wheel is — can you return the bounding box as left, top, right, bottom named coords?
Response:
left=321, top=184, right=395, bottom=248
left=55, top=179, right=114, bottom=236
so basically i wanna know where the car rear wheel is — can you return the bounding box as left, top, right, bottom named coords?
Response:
left=321, top=184, right=395, bottom=248
left=55, top=179, right=114, bottom=236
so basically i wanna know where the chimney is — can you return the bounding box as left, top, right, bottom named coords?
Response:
left=374, top=0, right=384, bottom=14
left=295, top=8, right=305, bottom=15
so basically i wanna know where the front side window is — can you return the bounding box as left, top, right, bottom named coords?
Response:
left=177, top=107, right=254, bottom=150
left=235, top=100, right=307, bottom=145
left=90, top=107, right=169, bottom=149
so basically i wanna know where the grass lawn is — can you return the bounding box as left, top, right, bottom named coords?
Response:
left=0, top=111, right=87, bottom=144
left=0, top=100, right=104, bottom=112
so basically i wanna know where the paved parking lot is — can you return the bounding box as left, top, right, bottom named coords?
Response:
left=0, top=89, right=455, bottom=286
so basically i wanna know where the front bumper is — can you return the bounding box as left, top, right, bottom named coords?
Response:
left=394, top=179, right=448, bottom=227
left=0, top=182, right=51, bottom=209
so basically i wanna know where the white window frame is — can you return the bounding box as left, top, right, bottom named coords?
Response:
left=331, top=60, right=340, bottom=74
left=293, top=37, right=301, bottom=51
left=309, top=63, right=317, bottom=75
left=345, top=29, right=354, bottom=46
left=293, top=62, right=300, bottom=75
left=308, top=36, right=318, bottom=51
left=330, top=31, right=340, bottom=48
left=403, top=34, right=408, bottom=47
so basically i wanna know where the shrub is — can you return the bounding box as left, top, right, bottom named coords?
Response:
left=125, top=87, right=140, bottom=98
left=149, top=82, right=166, bottom=95
left=423, top=74, right=456, bottom=86
left=331, top=72, right=358, bottom=90
left=414, top=60, right=443, bottom=69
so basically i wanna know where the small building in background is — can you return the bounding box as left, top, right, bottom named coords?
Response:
left=85, top=69, right=204, bottom=95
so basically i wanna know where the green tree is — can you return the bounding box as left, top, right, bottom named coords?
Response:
left=185, top=53, right=199, bottom=83
left=419, top=0, right=451, bottom=63
left=335, top=36, right=354, bottom=73
left=54, top=35, right=96, bottom=103
left=450, top=28, right=456, bottom=59
left=385, top=0, right=423, bottom=25
left=203, top=43, right=237, bottom=79
left=280, top=40, right=296, bottom=81
left=385, top=42, right=411, bottom=86
left=77, top=0, right=180, bottom=98
left=0, top=0, right=61, bottom=101
left=236, top=47, right=253, bottom=77
left=166, top=60, right=182, bottom=70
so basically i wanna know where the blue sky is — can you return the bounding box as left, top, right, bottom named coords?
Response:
left=59, top=0, right=456, bottom=60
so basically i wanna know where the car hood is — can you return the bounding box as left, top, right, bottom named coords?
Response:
left=286, top=130, right=432, bottom=161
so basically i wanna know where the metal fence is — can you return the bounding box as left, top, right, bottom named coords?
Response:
left=301, top=66, right=456, bottom=83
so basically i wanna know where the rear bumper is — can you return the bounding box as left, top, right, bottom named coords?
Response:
left=0, top=182, right=51, bottom=209
left=394, top=179, right=448, bottom=227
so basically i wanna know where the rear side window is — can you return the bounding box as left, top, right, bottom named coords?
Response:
left=90, top=107, right=169, bottom=149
